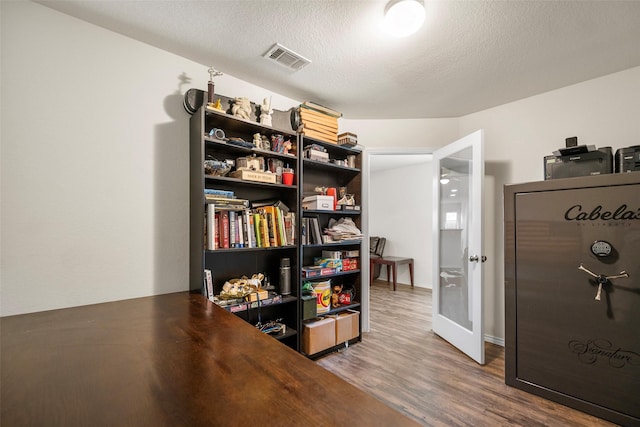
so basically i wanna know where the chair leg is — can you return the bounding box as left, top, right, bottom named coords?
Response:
left=409, top=261, right=414, bottom=287
left=392, top=264, right=397, bottom=291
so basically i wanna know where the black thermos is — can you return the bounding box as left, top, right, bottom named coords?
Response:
left=279, top=258, right=291, bottom=295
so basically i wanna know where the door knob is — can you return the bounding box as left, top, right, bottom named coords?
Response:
left=470, top=255, right=479, bottom=262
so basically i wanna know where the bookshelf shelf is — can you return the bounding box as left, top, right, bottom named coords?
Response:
left=302, top=158, right=360, bottom=173
left=204, top=106, right=295, bottom=136
left=325, top=302, right=361, bottom=315
left=205, top=175, right=298, bottom=190
left=302, top=269, right=361, bottom=280
left=270, top=327, right=298, bottom=341
left=205, top=137, right=297, bottom=162
left=205, top=245, right=296, bottom=254
left=303, top=241, right=362, bottom=248
left=302, top=209, right=361, bottom=216
left=219, top=294, right=298, bottom=314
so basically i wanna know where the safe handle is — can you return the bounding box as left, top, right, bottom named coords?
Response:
left=577, top=264, right=629, bottom=301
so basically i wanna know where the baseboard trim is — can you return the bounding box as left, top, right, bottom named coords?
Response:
left=485, top=335, right=504, bottom=347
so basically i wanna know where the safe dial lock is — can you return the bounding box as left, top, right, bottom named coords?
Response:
left=577, top=264, right=629, bottom=301
left=590, top=240, right=613, bottom=257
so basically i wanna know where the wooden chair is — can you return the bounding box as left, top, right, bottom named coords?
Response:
left=369, top=236, right=386, bottom=280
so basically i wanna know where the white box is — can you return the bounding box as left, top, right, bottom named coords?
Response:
left=304, top=148, right=329, bottom=161
left=302, top=195, right=334, bottom=211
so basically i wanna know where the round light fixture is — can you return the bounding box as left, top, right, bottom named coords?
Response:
left=383, top=0, right=426, bottom=38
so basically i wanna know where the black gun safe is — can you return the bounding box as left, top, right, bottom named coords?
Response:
left=504, top=173, right=639, bottom=426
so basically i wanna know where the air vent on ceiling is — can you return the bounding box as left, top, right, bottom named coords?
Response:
left=263, top=43, right=311, bottom=71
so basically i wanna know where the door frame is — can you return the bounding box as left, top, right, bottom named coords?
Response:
left=362, top=147, right=435, bottom=332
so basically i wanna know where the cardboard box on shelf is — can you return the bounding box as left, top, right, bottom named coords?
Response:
left=302, top=317, right=336, bottom=355
left=334, top=310, right=360, bottom=344
left=314, top=258, right=343, bottom=270
left=229, top=169, right=277, bottom=184
left=341, top=258, right=358, bottom=271
left=247, top=289, right=268, bottom=302
left=341, top=250, right=360, bottom=258
left=302, top=266, right=337, bottom=278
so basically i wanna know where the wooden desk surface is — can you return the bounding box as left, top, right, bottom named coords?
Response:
left=1, top=292, right=420, bottom=427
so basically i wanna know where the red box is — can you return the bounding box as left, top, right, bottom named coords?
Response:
left=342, top=258, right=358, bottom=271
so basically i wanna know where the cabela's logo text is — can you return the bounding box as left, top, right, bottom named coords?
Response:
left=568, top=339, right=640, bottom=368
left=564, top=204, right=640, bottom=221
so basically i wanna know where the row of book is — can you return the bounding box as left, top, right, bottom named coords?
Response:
left=206, top=203, right=295, bottom=250
left=301, top=216, right=324, bottom=245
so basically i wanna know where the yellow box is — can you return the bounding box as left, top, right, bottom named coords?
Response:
left=302, top=317, right=336, bottom=355
left=334, top=310, right=360, bottom=344
left=247, top=289, right=268, bottom=302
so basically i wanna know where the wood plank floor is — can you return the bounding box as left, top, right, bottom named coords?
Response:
left=316, top=281, right=617, bottom=427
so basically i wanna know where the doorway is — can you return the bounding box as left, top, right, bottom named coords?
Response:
left=362, top=148, right=433, bottom=331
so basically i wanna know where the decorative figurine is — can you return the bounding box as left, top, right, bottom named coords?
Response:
left=231, top=97, right=251, bottom=120
left=207, top=66, right=223, bottom=108
left=314, top=186, right=328, bottom=195
left=260, top=135, right=270, bottom=151
left=282, top=139, right=292, bottom=155
left=253, top=133, right=262, bottom=147
left=259, top=97, right=273, bottom=126
left=338, top=186, right=356, bottom=206
left=211, top=99, right=224, bottom=111
left=331, top=284, right=343, bottom=308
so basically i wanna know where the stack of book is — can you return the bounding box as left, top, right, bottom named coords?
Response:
left=204, top=189, right=250, bottom=209
left=299, top=101, right=342, bottom=144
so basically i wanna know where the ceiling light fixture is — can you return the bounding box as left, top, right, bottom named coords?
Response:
left=383, top=0, right=426, bottom=38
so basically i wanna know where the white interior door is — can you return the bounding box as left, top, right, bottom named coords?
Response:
left=432, top=130, right=485, bottom=364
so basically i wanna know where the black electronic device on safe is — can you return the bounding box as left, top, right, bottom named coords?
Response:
left=615, top=145, right=640, bottom=173
left=544, top=146, right=613, bottom=180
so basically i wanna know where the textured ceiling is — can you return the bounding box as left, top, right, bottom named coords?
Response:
left=37, top=0, right=640, bottom=119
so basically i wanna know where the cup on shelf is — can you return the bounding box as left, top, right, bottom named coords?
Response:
left=282, top=168, right=294, bottom=185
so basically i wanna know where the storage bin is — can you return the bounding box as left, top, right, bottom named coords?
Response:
left=302, top=195, right=334, bottom=210
left=334, top=310, right=359, bottom=344
left=301, top=295, right=317, bottom=320
left=302, top=317, right=336, bottom=355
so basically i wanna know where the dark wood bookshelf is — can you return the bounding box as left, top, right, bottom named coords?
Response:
left=298, top=134, right=364, bottom=357
left=190, top=102, right=300, bottom=351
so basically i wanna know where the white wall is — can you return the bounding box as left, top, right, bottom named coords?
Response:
left=459, top=66, right=640, bottom=343
left=339, top=118, right=459, bottom=150
left=369, top=160, right=432, bottom=288
left=0, top=1, right=300, bottom=316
